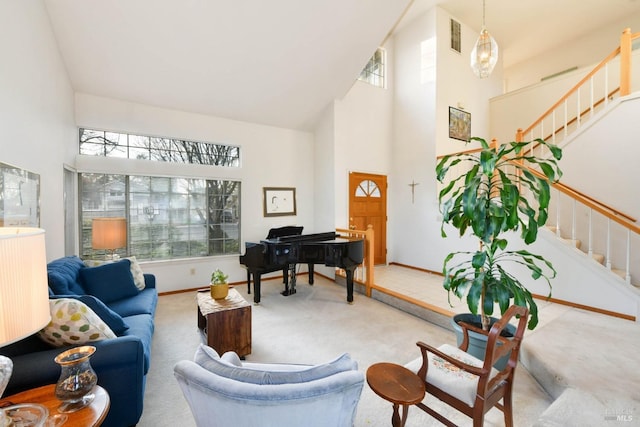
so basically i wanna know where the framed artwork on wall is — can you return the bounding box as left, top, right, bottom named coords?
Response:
left=263, top=187, right=297, bottom=217
left=449, top=107, right=471, bottom=142
left=0, top=162, right=40, bottom=227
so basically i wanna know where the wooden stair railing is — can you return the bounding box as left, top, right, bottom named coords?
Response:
left=517, top=28, right=640, bottom=147
left=335, top=225, right=374, bottom=297
left=505, top=28, right=640, bottom=286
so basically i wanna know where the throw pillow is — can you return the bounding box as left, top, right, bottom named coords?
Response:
left=85, top=257, right=146, bottom=291
left=38, top=298, right=116, bottom=347
left=79, top=259, right=138, bottom=304
left=194, top=344, right=356, bottom=385
left=50, top=294, right=129, bottom=335
left=124, top=256, right=146, bottom=291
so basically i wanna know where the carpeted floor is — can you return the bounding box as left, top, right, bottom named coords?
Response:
left=138, top=276, right=552, bottom=426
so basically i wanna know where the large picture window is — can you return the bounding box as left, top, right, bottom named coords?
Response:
left=80, top=174, right=240, bottom=260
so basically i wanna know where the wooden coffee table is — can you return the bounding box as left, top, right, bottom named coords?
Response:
left=366, top=362, right=425, bottom=427
left=0, top=384, right=109, bottom=426
left=197, top=287, right=252, bottom=357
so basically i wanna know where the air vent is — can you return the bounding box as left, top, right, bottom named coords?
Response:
left=450, top=19, right=461, bottom=53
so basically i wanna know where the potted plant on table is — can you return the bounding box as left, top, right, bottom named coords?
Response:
left=210, top=269, right=229, bottom=300
left=436, top=136, right=562, bottom=363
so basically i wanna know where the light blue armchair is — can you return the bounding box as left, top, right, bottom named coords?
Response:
left=174, top=344, right=364, bottom=427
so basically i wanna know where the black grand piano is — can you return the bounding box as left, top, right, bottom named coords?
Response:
left=239, top=227, right=364, bottom=304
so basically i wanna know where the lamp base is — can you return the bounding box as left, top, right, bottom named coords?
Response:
left=0, top=355, right=13, bottom=427
left=0, top=355, right=13, bottom=398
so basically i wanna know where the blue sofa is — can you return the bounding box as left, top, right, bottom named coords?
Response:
left=0, top=256, right=157, bottom=427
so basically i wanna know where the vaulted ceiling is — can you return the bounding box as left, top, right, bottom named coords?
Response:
left=43, top=0, right=640, bottom=131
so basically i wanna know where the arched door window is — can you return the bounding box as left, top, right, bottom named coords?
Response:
left=355, top=179, right=381, bottom=198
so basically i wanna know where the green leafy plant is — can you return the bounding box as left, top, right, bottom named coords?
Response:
left=436, top=137, right=562, bottom=330
left=211, top=269, right=228, bottom=285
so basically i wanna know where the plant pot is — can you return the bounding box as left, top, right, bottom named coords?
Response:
left=210, top=283, right=229, bottom=300
left=451, top=313, right=516, bottom=371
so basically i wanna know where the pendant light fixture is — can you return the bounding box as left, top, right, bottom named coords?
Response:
left=470, top=0, right=498, bottom=78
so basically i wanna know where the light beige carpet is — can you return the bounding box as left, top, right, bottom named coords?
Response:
left=138, top=276, right=551, bottom=426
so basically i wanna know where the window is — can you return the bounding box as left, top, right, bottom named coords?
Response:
left=355, top=180, right=381, bottom=198
left=78, top=128, right=241, bottom=261
left=79, top=128, right=240, bottom=167
left=358, top=48, right=386, bottom=88
left=80, top=173, right=240, bottom=260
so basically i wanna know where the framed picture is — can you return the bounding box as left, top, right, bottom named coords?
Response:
left=263, top=187, right=297, bottom=217
left=0, top=162, right=40, bottom=227
left=449, top=107, right=471, bottom=142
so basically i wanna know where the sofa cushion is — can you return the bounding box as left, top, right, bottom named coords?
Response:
left=121, top=313, right=155, bottom=374
left=38, top=298, right=116, bottom=347
left=194, top=344, right=357, bottom=385
left=108, top=288, right=158, bottom=317
left=47, top=256, right=87, bottom=295
left=51, top=294, right=129, bottom=335
left=80, top=259, right=139, bottom=304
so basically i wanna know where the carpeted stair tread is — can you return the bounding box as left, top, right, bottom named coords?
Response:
left=521, top=309, right=640, bottom=410
left=532, top=388, right=605, bottom=427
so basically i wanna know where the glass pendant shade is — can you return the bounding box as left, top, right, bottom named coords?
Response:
left=470, top=27, right=498, bottom=78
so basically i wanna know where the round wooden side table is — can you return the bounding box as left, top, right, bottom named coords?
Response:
left=0, top=384, right=110, bottom=426
left=366, top=362, right=425, bottom=427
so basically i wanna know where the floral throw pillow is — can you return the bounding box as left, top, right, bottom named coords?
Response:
left=38, top=298, right=116, bottom=347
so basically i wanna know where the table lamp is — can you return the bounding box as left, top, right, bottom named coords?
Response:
left=0, top=228, right=51, bottom=420
left=92, top=217, right=127, bottom=260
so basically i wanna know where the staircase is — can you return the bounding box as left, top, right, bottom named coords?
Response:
left=499, top=28, right=640, bottom=323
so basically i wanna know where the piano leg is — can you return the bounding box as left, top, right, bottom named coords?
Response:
left=253, top=275, right=262, bottom=304
left=246, top=270, right=252, bottom=294
left=308, top=263, right=314, bottom=285
left=282, top=264, right=297, bottom=296
left=346, top=267, right=355, bottom=304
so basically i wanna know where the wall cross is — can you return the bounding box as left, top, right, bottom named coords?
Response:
left=408, top=180, right=420, bottom=203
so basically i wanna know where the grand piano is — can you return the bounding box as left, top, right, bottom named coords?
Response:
left=239, top=228, right=364, bottom=304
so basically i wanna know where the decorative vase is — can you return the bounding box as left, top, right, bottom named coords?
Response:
left=210, top=283, right=229, bottom=300
left=54, top=345, right=98, bottom=413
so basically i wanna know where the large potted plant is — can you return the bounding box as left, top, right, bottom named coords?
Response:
left=436, top=137, right=562, bottom=363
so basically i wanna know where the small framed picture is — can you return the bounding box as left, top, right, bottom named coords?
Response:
left=449, top=107, right=471, bottom=142
left=263, top=187, right=297, bottom=217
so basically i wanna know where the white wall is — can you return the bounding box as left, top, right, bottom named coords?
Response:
left=559, top=95, right=640, bottom=219
left=435, top=8, right=502, bottom=154
left=313, top=103, right=337, bottom=234
left=504, top=13, right=640, bottom=92
left=388, top=8, right=441, bottom=269
left=385, top=6, right=505, bottom=270
left=74, top=94, right=315, bottom=293
left=511, top=230, right=640, bottom=320
left=0, top=0, right=76, bottom=260
left=333, top=79, right=394, bottom=228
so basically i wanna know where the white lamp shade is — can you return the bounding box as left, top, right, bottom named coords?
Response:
left=92, top=217, right=127, bottom=250
left=0, top=228, right=50, bottom=346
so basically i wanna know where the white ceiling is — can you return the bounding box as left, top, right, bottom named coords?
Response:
left=408, top=0, right=640, bottom=68
left=44, top=0, right=640, bottom=132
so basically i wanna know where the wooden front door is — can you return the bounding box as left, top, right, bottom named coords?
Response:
left=349, top=172, right=387, bottom=265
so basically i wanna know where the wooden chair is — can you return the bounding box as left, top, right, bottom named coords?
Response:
left=406, top=305, right=529, bottom=427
